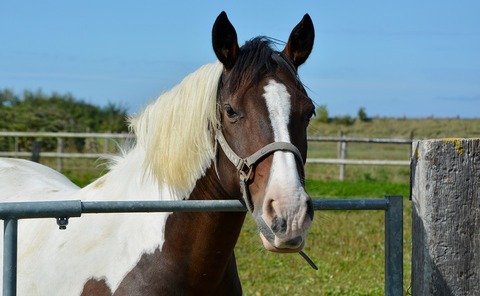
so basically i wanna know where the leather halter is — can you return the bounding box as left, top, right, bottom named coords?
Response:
left=215, top=129, right=304, bottom=211
left=214, top=129, right=318, bottom=270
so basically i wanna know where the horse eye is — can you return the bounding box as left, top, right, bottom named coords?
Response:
left=224, top=104, right=237, bottom=118
left=307, top=109, right=316, bottom=122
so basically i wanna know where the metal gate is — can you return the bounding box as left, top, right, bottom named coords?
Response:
left=1, top=196, right=403, bottom=296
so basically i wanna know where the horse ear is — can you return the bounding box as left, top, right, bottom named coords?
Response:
left=212, top=11, right=239, bottom=70
left=283, top=14, right=315, bottom=68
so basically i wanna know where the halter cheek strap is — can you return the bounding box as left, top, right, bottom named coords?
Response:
left=214, top=129, right=318, bottom=270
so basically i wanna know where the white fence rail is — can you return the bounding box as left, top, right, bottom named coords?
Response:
left=0, top=132, right=133, bottom=171
left=0, top=132, right=413, bottom=179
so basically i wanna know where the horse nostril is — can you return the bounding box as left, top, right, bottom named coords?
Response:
left=306, top=199, right=314, bottom=220
left=271, top=216, right=287, bottom=235
left=285, top=236, right=303, bottom=247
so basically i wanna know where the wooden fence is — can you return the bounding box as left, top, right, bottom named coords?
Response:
left=0, top=132, right=412, bottom=178
left=308, top=135, right=412, bottom=180
left=0, top=132, right=133, bottom=171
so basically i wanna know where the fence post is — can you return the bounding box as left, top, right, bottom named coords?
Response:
left=3, top=218, right=18, bottom=296
left=31, top=139, right=41, bottom=163
left=104, top=138, right=110, bottom=154
left=411, top=139, right=480, bottom=295
left=385, top=195, right=403, bottom=296
left=337, top=131, right=347, bottom=181
left=14, top=137, right=19, bottom=158
left=408, top=131, right=414, bottom=159
left=57, top=138, right=64, bottom=172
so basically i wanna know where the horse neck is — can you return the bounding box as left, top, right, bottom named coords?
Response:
left=114, top=166, right=246, bottom=295
left=167, top=170, right=246, bottom=292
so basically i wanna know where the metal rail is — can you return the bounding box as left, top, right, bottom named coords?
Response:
left=1, top=196, right=403, bottom=296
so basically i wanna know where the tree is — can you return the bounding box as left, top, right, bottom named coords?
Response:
left=357, top=107, right=368, bottom=122
left=0, top=89, right=19, bottom=107
left=0, top=89, right=128, bottom=133
left=100, top=102, right=129, bottom=132
left=316, top=105, right=329, bottom=123
left=0, top=89, right=129, bottom=152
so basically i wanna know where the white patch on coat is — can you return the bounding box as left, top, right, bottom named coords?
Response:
left=262, top=80, right=306, bottom=234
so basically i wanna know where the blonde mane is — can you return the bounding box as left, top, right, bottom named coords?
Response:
left=130, top=62, right=223, bottom=197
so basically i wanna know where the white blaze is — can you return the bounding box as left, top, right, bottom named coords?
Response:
left=263, top=80, right=305, bottom=226
left=263, top=80, right=292, bottom=143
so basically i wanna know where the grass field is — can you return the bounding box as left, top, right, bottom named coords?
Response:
left=16, top=117, right=480, bottom=295
left=236, top=180, right=410, bottom=296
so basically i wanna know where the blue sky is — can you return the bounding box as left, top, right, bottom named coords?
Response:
left=1, top=1, right=479, bottom=118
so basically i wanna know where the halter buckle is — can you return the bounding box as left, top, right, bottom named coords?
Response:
left=239, top=161, right=254, bottom=182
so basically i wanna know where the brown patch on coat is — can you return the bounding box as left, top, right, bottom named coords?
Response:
left=80, top=278, right=112, bottom=296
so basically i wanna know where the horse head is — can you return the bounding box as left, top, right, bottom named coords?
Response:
left=212, top=12, right=315, bottom=253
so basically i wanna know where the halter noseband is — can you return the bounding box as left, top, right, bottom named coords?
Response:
left=214, top=129, right=318, bottom=270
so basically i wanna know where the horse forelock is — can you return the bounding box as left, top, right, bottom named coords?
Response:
left=129, top=62, right=223, bottom=198
left=225, top=37, right=302, bottom=94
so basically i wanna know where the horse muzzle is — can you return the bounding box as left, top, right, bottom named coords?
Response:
left=260, top=232, right=306, bottom=253
left=254, top=195, right=313, bottom=253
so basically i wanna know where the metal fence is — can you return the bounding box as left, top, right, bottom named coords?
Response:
left=0, top=196, right=404, bottom=296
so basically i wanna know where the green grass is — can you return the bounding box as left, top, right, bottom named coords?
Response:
left=236, top=179, right=411, bottom=296
left=308, top=117, right=480, bottom=139
left=306, top=179, right=409, bottom=198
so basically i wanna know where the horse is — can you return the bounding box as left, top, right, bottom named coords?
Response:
left=0, top=11, right=315, bottom=295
